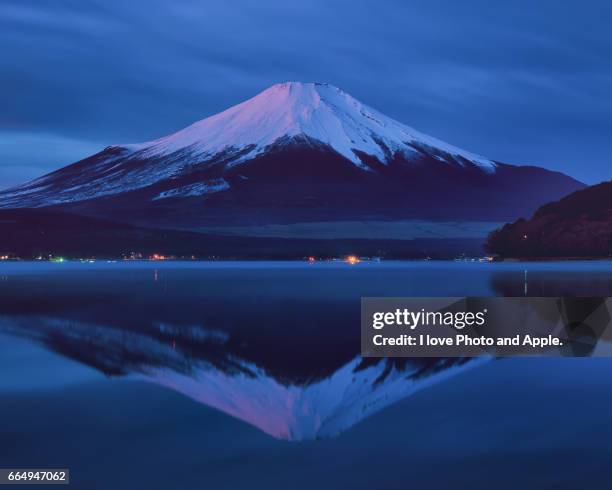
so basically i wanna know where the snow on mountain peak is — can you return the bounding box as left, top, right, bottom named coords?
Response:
left=127, top=81, right=496, bottom=172
left=0, top=81, right=503, bottom=210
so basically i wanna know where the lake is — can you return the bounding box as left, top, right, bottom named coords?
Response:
left=1, top=261, right=612, bottom=489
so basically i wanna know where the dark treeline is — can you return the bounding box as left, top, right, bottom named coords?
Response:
left=487, top=180, right=612, bottom=258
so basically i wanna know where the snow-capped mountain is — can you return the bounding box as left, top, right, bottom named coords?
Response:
left=0, top=82, right=583, bottom=228
left=0, top=314, right=486, bottom=440
left=123, top=81, right=497, bottom=172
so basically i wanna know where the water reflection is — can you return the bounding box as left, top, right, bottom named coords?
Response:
left=2, top=261, right=612, bottom=440
left=1, top=313, right=483, bottom=440
left=489, top=268, right=612, bottom=296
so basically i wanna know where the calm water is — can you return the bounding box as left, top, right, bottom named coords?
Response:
left=1, top=261, right=612, bottom=489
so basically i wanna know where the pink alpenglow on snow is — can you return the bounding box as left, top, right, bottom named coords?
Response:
left=126, top=82, right=497, bottom=172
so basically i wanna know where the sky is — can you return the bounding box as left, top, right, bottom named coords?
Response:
left=0, top=0, right=611, bottom=189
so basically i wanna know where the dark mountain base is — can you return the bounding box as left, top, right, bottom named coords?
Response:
left=0, top=208, right=485, bottom=259
left=3, top=142, right=583, bottom=230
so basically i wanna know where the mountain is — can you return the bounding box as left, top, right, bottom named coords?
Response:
left=0, top=82, right=584, bottom=230
left=487, top=180, right=612, bottom=258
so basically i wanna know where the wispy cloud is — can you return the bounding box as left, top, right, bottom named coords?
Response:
left=0, top=132, right=103, bottom=189
left=0, top=0, right=610, bottom=185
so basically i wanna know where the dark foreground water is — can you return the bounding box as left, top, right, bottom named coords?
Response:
left=1, top=261, right=612, bottom=489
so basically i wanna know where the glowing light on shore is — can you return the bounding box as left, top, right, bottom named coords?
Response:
left=345, top=255, right=360, bottom=265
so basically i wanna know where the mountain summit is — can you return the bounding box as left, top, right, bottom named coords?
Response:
left=124, top=81, right=496, bottom=172
left=0, top=82, right=583, bottom=231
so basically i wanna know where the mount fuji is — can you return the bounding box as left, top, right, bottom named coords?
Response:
left=0, top=82, right=583, bottom=231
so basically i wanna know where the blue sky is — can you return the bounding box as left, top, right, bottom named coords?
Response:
left=1, top=0, right=611, bottom=188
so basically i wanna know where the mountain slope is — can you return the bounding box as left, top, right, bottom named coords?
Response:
left=0, top=82, right=584, bottom=229
left=486, top=180, right=612, bottom=257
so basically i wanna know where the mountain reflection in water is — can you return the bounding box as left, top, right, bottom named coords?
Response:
left=2, top=261, right=612, bottom=440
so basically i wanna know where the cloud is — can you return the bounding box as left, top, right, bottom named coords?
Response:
left=0, top=132, right=102, bottom=189
left=0, top=0, right=611, bottom=185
